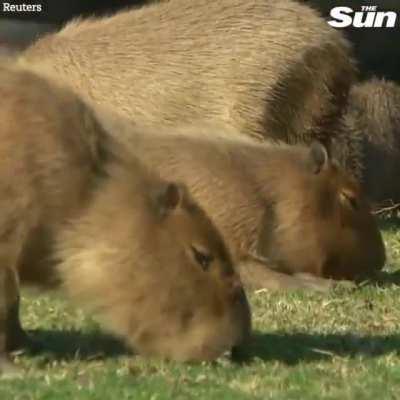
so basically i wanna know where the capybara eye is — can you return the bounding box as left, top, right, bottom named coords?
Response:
left=340, top=191, right=359, bottom=210
left=191, top=245, right=214, bottom=271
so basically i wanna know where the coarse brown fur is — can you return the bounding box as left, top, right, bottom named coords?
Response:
left=0, top=63, right=251, bottom=374
left=95, top=110, right=386, bottom=285
left=339, top=78, right=400, bottom=207
left=20, top=0, right=400, bottom=209
left=56, top=160, right=251, bottom=363
left=20, top=0, right=356, bottom=147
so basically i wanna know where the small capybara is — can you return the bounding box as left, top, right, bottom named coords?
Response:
left=20, top=0, right=356, bottom=147
left=337, top=78, right=400, bottom=208
left=95, top=110, right=386, bottom=285
left=0, top=63, right=251, bottom=374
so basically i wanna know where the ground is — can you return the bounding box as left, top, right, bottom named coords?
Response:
left=1, top=220, right=399, bottom=400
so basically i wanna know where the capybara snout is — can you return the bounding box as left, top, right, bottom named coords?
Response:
left=136, top=182, right=252, bottom=360
left=273, top=142, right=386, bottom=281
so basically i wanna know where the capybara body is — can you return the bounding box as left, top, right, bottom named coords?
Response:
left=96, top=111, right=386, bottom=284
left=0, top=62, right=105, bottom=289
left=339, top=78, right=400, bottom=207
left=0, top=63, right=251, bottom=374
left=21, top=0, right=356, bottom=146
left=19, top=0, right=400, bottom=207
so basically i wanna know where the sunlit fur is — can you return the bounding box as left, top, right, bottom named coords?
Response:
left=21, top=0, right=356, bottom=147
left=0, top=63, right=250, bottom=365
left=97, top=111, right=386, bottom=283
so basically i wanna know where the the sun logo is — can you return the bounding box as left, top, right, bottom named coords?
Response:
left=328, top=6, right=398, bottom=28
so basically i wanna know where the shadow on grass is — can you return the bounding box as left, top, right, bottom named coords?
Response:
left=378, top=216, right=400, bottom=231
left=23, top=329, right=131, bottom=361
left=24, top=328, right=400, bottom=367
left=370, top=270, right=400, bottom=286
left=232, top=331, right=400, bottom=365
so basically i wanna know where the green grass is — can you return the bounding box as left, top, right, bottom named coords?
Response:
left=2, top=220, right=400, bottom=400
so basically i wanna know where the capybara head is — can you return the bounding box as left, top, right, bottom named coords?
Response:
left=258, top=142, right=386, bottom=280
left=343, top=78, right=400, bottom=206
left=57, top=159, right=251, bottom=362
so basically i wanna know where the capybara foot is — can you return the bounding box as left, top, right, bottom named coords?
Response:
left=292, top=273, right=335, bottom=292
left=0, top=355, right=23, bottom=379
left=238, top=258, right=334, bottom=292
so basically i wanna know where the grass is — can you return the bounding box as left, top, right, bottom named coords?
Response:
left=1, top=220, right=400, bottom=400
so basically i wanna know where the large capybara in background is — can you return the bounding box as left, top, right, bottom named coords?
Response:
left=22, top=0, right=400, bottom=206
left=20, top=0, right=356, bottom=148
left=337, top=78, right=400, bottom=208
left=0, top=63, right=251, bottom=374
left=96, top=110, right=386, bottom=286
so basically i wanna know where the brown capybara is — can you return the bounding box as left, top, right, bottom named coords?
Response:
left=19, top=0, right=400, bottom=208
left=95, top=110, right=386, bottom=285
left=55, top=160, right=251, bottom=364
left=336, top=78, right=400, bottom=208
left=0, top=63, right=251, bottom=374
left=20, top=0, right=356, bottom=147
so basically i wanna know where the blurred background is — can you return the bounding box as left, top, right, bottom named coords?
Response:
left=0, top=0, right=399, bottom=82
left=305, top=0, right=400, bottom=83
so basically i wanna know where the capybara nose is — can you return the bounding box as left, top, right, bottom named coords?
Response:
left=227, top=275, right=252, bottom=344
left=229, top=276, right=246, bottom=301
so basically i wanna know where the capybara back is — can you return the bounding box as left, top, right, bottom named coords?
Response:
left=22, top=0, right=356, bottom=146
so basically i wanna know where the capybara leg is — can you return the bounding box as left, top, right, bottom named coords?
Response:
left=0, top=266, right=23, bottom=376
left=6, top=296, right=32, bottom=352
left=0, top=264, right=33, bottom=368
left=237, top=258, right=334, bottom=292
left=0, top=354, right=22, bottom=379
left=294, top=272, right=355, bottom=290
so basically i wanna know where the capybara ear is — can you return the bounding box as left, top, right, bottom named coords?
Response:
left=309, top=141, right=330, bottom=174
left=154, top=182, right=184, bottom=216
left=79, top=103, right=122, bottom=177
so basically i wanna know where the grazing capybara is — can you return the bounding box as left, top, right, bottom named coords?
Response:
left=0, top=63, right=251, bottom=374
left=20, top=0, right=400, bottom=207
left=95, top=110, right=386, bottom=285
left=338, top=78, right=400, bottom=208
left=56, top=160, right=251, bottom=363
left=20, top=0, right=356, bottom=146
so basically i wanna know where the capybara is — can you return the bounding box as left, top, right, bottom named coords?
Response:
left=94, top=110, right=386, bottom=285
left=338, top=78, right=400, bottom=208
left=26, top=0, right=398, bottom=201
left=20, top=0, right=356, bottom=147
left=0, top=63, right=251, bottom=374
left=20, top=0, right=400, bottom=207
left=55, top=160, right=251, bottom=363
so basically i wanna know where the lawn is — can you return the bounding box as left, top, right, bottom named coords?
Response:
left=1, top=220, right=400, bottom=400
